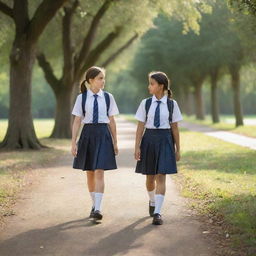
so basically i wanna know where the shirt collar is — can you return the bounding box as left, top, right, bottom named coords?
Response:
left=88, top=89, right=104, bottom=97
left=152, top=95, right=167, bottom=104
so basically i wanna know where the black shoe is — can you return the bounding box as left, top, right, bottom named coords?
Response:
left=149, top=201, right=155, bottom=217
left=152, top=213, right=163, bottom=225
left=89, top=207, right=95, bottom=218
left=93, top=210, right=103, bottom=221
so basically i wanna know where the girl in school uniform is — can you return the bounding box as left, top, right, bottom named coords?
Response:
left=134, top=71, right=182, bottom=225
left=71, top=66, right=119, bottom=222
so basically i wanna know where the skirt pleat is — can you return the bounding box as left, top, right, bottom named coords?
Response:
left=135, top=129, right=177, bottom=175
left=73, top=124, right=117, bottom=171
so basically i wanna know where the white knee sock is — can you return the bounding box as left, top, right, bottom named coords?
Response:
left=147, top=189, right=155, bottom=206
left=154, top=194, right=165, bottom=214
left=90, top=192, right=95, bottom=208
left=94, top=192, right=103, bottom=211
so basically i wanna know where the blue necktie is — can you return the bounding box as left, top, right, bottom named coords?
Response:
left=93, top=94, right=98, bottom=123
left=154, top=100, right=161, bottom=128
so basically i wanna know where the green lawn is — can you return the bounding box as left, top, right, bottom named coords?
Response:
left=120, top=114, right=137, bottom=123
left=184, top=115, right=256, bottom=138
left=177, top=131, right=256, bottom=253
left=0, top=119, right=54, bottom=141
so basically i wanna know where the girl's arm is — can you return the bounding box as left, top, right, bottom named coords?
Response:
left=134, top=121, right=145, bottom=161
left=108, top=116, right=118, bottom=155
left=71, top=116, right=82, bottom=157
left=171, top=122, right=181, bottom=161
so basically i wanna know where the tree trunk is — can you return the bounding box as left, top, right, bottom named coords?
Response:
left=0, top=40, right=43, bottom=149
left=50, top=85, right=73, bottom=138
left=181, top=85, right=193, bottom=116
left=230, top=65, right=243, bottom=126
left=193, top=80, right=204, bottom=120
left=0, top=0, right=67, bottom=150
left=210, top=70, right=220, bottom=123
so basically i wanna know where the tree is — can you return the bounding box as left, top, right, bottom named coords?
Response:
left=229, top=0, right=256, bottom=16
left=36, top=0, right=137, bottom=138
left=36, top=0, right=206, bottom=138
left=0, top=0, right=68, bottom=149
left=131, top=15, right=210, bottom=120
left=132, top=0, right=256, bottom=125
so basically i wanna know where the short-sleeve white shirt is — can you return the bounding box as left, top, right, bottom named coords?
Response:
left=135, top=95, right=182, bottom=129
left=72, top=89, right=119, bottom=124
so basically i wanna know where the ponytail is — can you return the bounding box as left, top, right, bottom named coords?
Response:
left=80, top=80, right=87, bottom=93
left=167, top=88, right=172, bottom=99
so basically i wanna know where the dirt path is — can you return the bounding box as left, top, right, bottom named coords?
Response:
left=0, top=118, right=217, bottom=256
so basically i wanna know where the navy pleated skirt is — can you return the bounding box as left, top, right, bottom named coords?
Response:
left=73, top=123, right=117, bottom=171
left=135, top=129, right=177, bottom=175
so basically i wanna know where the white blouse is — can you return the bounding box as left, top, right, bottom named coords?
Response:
left=72, top=89, right=119, bottom=124
left=135, top=95, right=183, bottom=129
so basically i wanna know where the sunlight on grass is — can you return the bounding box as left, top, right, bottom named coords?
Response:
left=177, top=131, right=256, bottom=250
left=184, top=115, right=256, bottom=138
left=119, top=114, right=137, bottom=123
left=0, top=119, right=54, bottom=141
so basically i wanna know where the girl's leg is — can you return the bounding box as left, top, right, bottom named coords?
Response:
left=146, top=175, right=156, bottom=208
left=155, top=174, right=166, bottom=196
left=94, top=169, right=104, bottom=213
left=146, top=175, right=156, bottom=191
left=86, top=171, right=95, bottom=209
left=153, top=174, right=166, bottom=225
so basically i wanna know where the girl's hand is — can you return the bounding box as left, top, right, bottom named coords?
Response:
left=134, top=147, right=141, bottom=161
left=71, top=143, right=77, bottom=157
left=114, top=142, right=119, bottom=155
left=175, top=151, right=181, bottom=162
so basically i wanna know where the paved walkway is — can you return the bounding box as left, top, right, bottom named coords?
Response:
left=0, top=118, right=216, bottom=256
left=224, top=118, right=256, bottom=126
left=180, top=121, right=256, bottom=150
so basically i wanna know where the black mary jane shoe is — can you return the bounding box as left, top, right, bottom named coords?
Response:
left=152, top=213, right=163, bottom=225
left=93, top=210, right=103, bottom=222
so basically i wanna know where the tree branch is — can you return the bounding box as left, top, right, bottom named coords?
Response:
left=101, top=33, right=138, bottom=67
left=77, top=27, right=123, bottom=79
left=13, top=0, right=30, bottom=35
left=27, top=0, right=68, bottom=44
left=0, top=1, right=13, bottom=18
left=74, top=0, right=113, bottom=74
left=37, top=52, right=60, bottom=94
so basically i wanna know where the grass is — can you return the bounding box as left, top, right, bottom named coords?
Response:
left=0, top=119, right=70, bottom=225
left=120, top=114, right=137, bottom=123
left=176, top=131, right=256, bottom=254
left=184, top=115, right=256, bottom=138
left=122, top=114, right=256, bottom=254
left=0, top=119, right=54, bottom=140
